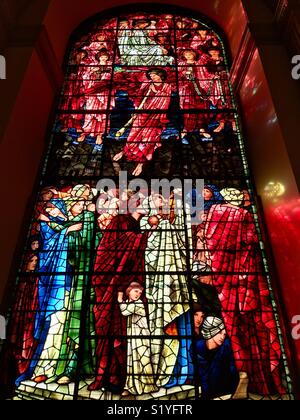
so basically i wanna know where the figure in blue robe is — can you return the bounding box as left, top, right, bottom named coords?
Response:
left=16, top=199, right=70, bottom=385
left=193, top=316, right=239, bottom=399
left=165, top=311, right=194, bottom=388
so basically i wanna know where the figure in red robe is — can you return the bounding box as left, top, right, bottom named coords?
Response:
left=89, top=206, right=156, bottom=392
left=113, top=68, right=172, bottom=176
left=178, top=49, right=224, bottom=135
left=8, top=253, right=39, bottom=377
left=77, top=50, right=112, bottom=145
left=190, top=25, right=220, bottom=53
left=60, top=49, right=89, bottom=132
left=81, top=19, right=117, bottom=64
left=31, top=186, right=57, bottom=236
left=204, top=189, right=286, bottom=396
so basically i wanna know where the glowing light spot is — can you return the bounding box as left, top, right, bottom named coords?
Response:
left=264, top=181, right=286, bottom=200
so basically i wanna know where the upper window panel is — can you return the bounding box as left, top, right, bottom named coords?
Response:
left=48, top=13, right=234, bottom=179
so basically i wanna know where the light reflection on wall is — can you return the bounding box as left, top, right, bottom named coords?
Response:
left=267, top=114, right=278, bottom=126
left=239, top=46, right=299, bottom=200
left=264, top=196, right=300, bottom=363
left=264, top=181, right=286, bottom=202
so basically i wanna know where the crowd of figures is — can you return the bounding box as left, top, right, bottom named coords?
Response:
left=57, top=14, right=230, bottom=177
left=7, top=183, right=287, bottom=399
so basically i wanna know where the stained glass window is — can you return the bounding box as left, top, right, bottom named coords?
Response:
left=3, top=11, right=293, bottom=401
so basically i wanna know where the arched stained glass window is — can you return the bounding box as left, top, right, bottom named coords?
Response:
left=3, top=9, right=293, bottom=401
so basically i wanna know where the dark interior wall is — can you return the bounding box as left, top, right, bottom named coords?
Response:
left=241, top=0, right=300, bottom=193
